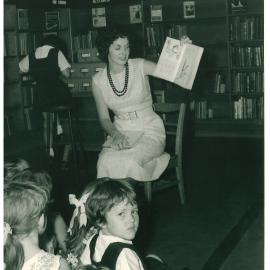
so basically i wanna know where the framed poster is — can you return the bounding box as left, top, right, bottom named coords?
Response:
left=183, top=1, right=196, bottom=19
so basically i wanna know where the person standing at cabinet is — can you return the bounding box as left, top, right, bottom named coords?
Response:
left=19, top=35, right=72, bottom=162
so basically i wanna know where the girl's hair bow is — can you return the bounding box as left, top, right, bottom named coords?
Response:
left=67, top=193, right=90, bottom=234
left=4, top=222, right=12, bottom=244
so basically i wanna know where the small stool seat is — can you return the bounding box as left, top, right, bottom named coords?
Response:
left=44, top=104, right=72, bottom=113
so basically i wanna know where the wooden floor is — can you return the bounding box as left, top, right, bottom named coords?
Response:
left=5, top=136, right=264, bottom=270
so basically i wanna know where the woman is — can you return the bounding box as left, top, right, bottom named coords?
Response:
left=92, top=26, right=188, bottom=182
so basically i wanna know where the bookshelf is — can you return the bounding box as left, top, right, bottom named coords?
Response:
left=4, top=4, right=25, bottom=135
left=141, top=0, right=263, bottom=138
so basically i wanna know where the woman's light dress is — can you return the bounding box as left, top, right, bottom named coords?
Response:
left=92, top=58, right=169, bottom=181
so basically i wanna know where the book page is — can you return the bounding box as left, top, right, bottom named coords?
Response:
left=174, top=44, right=204, bottom=89
left=154, top=37, right=204, bottom=90
left=154, top=37, right=183, bottom=82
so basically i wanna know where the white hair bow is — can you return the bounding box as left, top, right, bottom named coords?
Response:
left=4, top=222, right=12, bottom=244
left=67, top=193, right=90, bottom=234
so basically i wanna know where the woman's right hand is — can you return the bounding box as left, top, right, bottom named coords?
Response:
left=111, top=130, right=130, bottom=150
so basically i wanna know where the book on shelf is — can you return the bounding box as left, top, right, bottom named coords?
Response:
left=154, top=37, right=204, bottom=90
left=150, top=5, right=163, bottom=22
left=129, top=4, right=142, bottom=24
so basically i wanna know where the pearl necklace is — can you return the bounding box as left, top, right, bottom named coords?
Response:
left=107, top=63, right=129, bottom=97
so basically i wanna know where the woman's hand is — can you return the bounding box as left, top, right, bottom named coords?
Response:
left=111, top=130, right=130, bottom=150
left=180, top=35, right=192, bottom=45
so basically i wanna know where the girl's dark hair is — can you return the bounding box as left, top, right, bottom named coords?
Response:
left=66, top=178, right=137, bottom=259
left=41, top=34, right=69, bottom=59
left=95, top=25, right=135, bottom=62
left=4, top=178, right=49, bottom=270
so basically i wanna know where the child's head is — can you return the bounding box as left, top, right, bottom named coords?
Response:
left=66, top=178, right=139, bottom=259
left=85, top=178, right=139, bottom=240
left=4, top=176, right=49, bottom=270
left=4, top=158, right=30, bottom=182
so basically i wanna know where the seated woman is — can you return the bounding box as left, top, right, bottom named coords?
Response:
left=92, top=25, right=190, bottom=181
left=92, top=26, right=189, bottom=182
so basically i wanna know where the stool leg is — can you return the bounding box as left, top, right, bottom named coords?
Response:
left=67, top=110, right=78, bottom=171
left=44, top=112, right=51, bottom=156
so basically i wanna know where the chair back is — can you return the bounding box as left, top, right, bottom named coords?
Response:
left=153, top=102, right=186, bottom=156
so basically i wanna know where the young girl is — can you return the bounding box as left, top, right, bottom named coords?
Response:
left=66, top=178, right=170, bottom=270
left=4, top=159, right=68, bottom=254
left=4, top=175, right=70, bottom=270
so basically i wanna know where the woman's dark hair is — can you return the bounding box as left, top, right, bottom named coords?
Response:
left=95, top=25, right=135, bottom=63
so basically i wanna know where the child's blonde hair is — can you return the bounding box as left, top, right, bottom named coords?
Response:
left=4, top=174, right=49, bottom=270
left=66, top=178, right=137, bottom=260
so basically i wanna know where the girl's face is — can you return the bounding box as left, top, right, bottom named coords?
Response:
left=108, top=37, right=130, bottom=67
left=101, top=199, right=139, bottom=241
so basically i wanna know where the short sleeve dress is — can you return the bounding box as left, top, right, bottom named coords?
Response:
left=21, top=250, right=61, bottom=270
left=92, top=58, right=170, bottom=182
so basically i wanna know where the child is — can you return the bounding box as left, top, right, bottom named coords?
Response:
left=4, top=176, right=70, bottom=270
left=4, top=158, right=68, bottom=254
left=66, top=178, right=170, bottom=270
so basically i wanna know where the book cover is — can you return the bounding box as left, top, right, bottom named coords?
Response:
left=150, top=5, right=163, bottom=22
left=129, top=4, right=142, bottom=24
left=103, top=131, right=144, bottom=150
left=154, top=37, right=204, bottom=90
left=92, top=7, right=106, bottom=28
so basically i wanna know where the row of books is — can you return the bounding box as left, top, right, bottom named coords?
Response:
left=194, top=101, right=213, bottom=120
left=229, top=16, right=263, bottom=41
left=231, top=45, right=263, bottom=67
left=233, top=96, right=263, bottom=120
left=213, top=73, right=226, bottom=94
left=145, top=24, right=187, bottom=48
left=231, top=71, right=264, bottom=94
left=73, top=31, right=98, bottom=52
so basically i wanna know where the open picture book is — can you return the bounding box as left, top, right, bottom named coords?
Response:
left=103, top=131, right=144, bottom=150
left=154, top=37, right=204, bottom=90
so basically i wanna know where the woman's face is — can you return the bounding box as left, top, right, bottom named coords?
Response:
left=108, top=37, right=130, bottom=67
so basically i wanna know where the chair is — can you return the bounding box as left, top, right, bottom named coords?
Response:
left=144, top=102, right=186, bottom=205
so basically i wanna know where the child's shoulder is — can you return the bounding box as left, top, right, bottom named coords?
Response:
left=23, top=250, right=62, bottom=270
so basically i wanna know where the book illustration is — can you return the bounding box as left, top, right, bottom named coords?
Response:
left=151, top=5, right=163, bottom=22
left=92, top=7, right=106, bottom=28
left=154, top=37, right=204, bottom=90
left=103, top=131, right=144, bottom=150
left=129, top=4, right=142, bottom=24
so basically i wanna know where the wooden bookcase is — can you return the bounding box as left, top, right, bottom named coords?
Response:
left=4, top=4, right=25, bottom=136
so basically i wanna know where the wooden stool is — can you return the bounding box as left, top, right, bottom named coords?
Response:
left=43, top=105, right=78, bottom=171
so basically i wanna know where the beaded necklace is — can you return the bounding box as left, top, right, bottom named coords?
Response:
left=107, top=63, right=129, bottom=97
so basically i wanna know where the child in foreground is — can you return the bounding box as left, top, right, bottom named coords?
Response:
left=4, top=158, right=68, bottom=254
left=66, top=178, right=170, bottom=270
left=4, top=174, right=70, bottom=270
